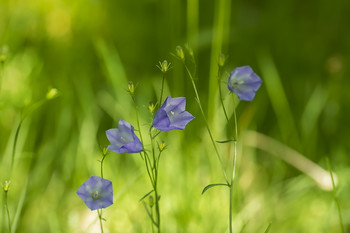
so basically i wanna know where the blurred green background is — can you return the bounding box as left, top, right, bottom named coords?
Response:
left=1, top=0, right=349, bottom=232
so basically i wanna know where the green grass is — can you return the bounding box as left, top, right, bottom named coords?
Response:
left=1, top=0, right=349, bottom=232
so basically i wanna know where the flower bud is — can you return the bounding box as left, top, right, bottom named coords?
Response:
left=103, top=146, right=108, bottom=155
left=128, top=81, right=135, bottom=95
left=0, top=45, right=8, bottom=64
left=46, top=88, right=59, bottom=99
left=148, top=195, right=154, bottom=208
left=218, top=53, right=226, bottom=67
left=3, top=180, right=10, bottom=192
left=148, top=101, right=156, bottom=114
left=158, top=141, right=166, bottom=152
left=176, top=46, right=185, bottom=61
left=157, top=60, right=171, bottom=73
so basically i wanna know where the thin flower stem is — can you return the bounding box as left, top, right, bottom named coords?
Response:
left=326, top=157, right=344, bottom=233
left=229, top=95, right=238, bottom=233
left=217, top=66, right=229, bottom=122
left=217, top=67, right=236, bottom=233
left=143, top=152, right=155, bottom=184
left=149, top=128, right=161, bottom=233
left=100, top=151, right=107, bottom=179
left=98, top=209, right=104, bottom=233
left=131, top=96, right=145, bottom=148
left=4, top=191, right=11, bottom=232
left=159, top=74, right=165, bottom=108
left=183, top=62, right=229, bottom=184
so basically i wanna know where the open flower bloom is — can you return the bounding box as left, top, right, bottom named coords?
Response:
left=77, top=176, right=113, bottom=211
left=106, top=120, right=143, bottom=154
left=153, top=96, right=194, bottom=131
left=227, top=66, right=262, bottom=101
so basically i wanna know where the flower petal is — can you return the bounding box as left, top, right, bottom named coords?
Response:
left=228, top=66, right=262, bottom=101
left=77, top=176, right=113, bottom=211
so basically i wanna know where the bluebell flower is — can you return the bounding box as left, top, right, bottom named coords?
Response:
left=106, top=120, right=143, bottom=154
left=153, top=96, right=194, bottom=131
left=77, top=176, right=113, bottom=211
left=227, top=66, right=262, bottom=101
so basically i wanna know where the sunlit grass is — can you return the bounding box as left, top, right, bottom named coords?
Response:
left=1, top=0, right=349, bottom=232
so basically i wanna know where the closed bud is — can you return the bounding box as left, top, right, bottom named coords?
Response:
left=176, top=46, right=185, bottom=61
left=148, top=101, right=156, bottom=114
left=0, top=45, right=8, bottom=63
left=185, top=44, right=194, bottom=58
left=103, top=146, right=108, bottom=155
left=3, top=180, right=10, bottom=192
left=46, top=88, right=59, bottom=99
left=158, top=141, right=166, bottom=152
left=128, top=81, right=135, bottom=95
left=149, top=195, right=154, bottom=208
left=218, top=53, right=226, bottom=67
left=157, top=60, right=171, bottom=73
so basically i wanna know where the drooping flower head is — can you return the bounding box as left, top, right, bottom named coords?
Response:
left=227, top=66, right=262, bottom=101
left=106, top=120, right=143, bottom=154
left=153, top=96, right=194, bottom=131
left=77, top=176, right=113, bottom=211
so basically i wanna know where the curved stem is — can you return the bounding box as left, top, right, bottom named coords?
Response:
left=100, top=151, right=107, bottom=179
left=183, top=62, right=229, bottom=184
left=217, top=66, right=229, bottom=122
left=10, top=120, right=23, bottom=178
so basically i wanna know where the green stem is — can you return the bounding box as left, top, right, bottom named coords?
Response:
left=159, top=74, right=165, bottom=107
left=131, top=96, right=144, bottom=147
left=4, top=191, right=11, bottom=232
left=326, top=158, right=344, bottom=233
left=10, top=120, right=23, bottom=178
left=98, top=209, right=104, bottom=233
left=229, top=95, right=238, bottom=233
left=217, top=66, right=229, bottom=123
left=183, top=62, right=229, bottom=184
left=149, top=128, right=160, bottom=232
left=100, top=151, right=107, bottom=179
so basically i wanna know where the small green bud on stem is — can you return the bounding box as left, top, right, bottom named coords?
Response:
left=128, top=81, right=135, bottom=95
left=176, top=46, right=185, bottom=61
left=218, top=53, right=226, bottom=67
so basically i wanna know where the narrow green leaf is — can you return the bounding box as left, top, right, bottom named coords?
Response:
left=142, top=202, right=158, bottom=227
left=201, top=183, right=229, bottom=195
left=216, top=139, right=236, bottom=143
left=264, top=222, right=272, bottom=233
left=139, top=190, right=154, bottom=202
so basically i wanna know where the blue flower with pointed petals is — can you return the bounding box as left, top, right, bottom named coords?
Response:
left=106, top=120, right=143, bottom=154
left=228, top=66, right=262, bottom=101
left=153, top=96, right=194, bottom=131
left=77, top=176, right=113, bottom=211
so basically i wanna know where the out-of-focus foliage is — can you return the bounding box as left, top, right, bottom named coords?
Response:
left=0, top=0, right=349, bottom=232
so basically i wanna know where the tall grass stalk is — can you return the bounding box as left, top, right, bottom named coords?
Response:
left=208, top=0, right=231, bottom=121
left=326, top=158, right=344, bottom=233
left=186, top=0, right=199, bottom=49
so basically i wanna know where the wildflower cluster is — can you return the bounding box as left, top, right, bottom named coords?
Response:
left=77, top=60, right=194, bottom=233
left=76, top=46, right=262, bottom=233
